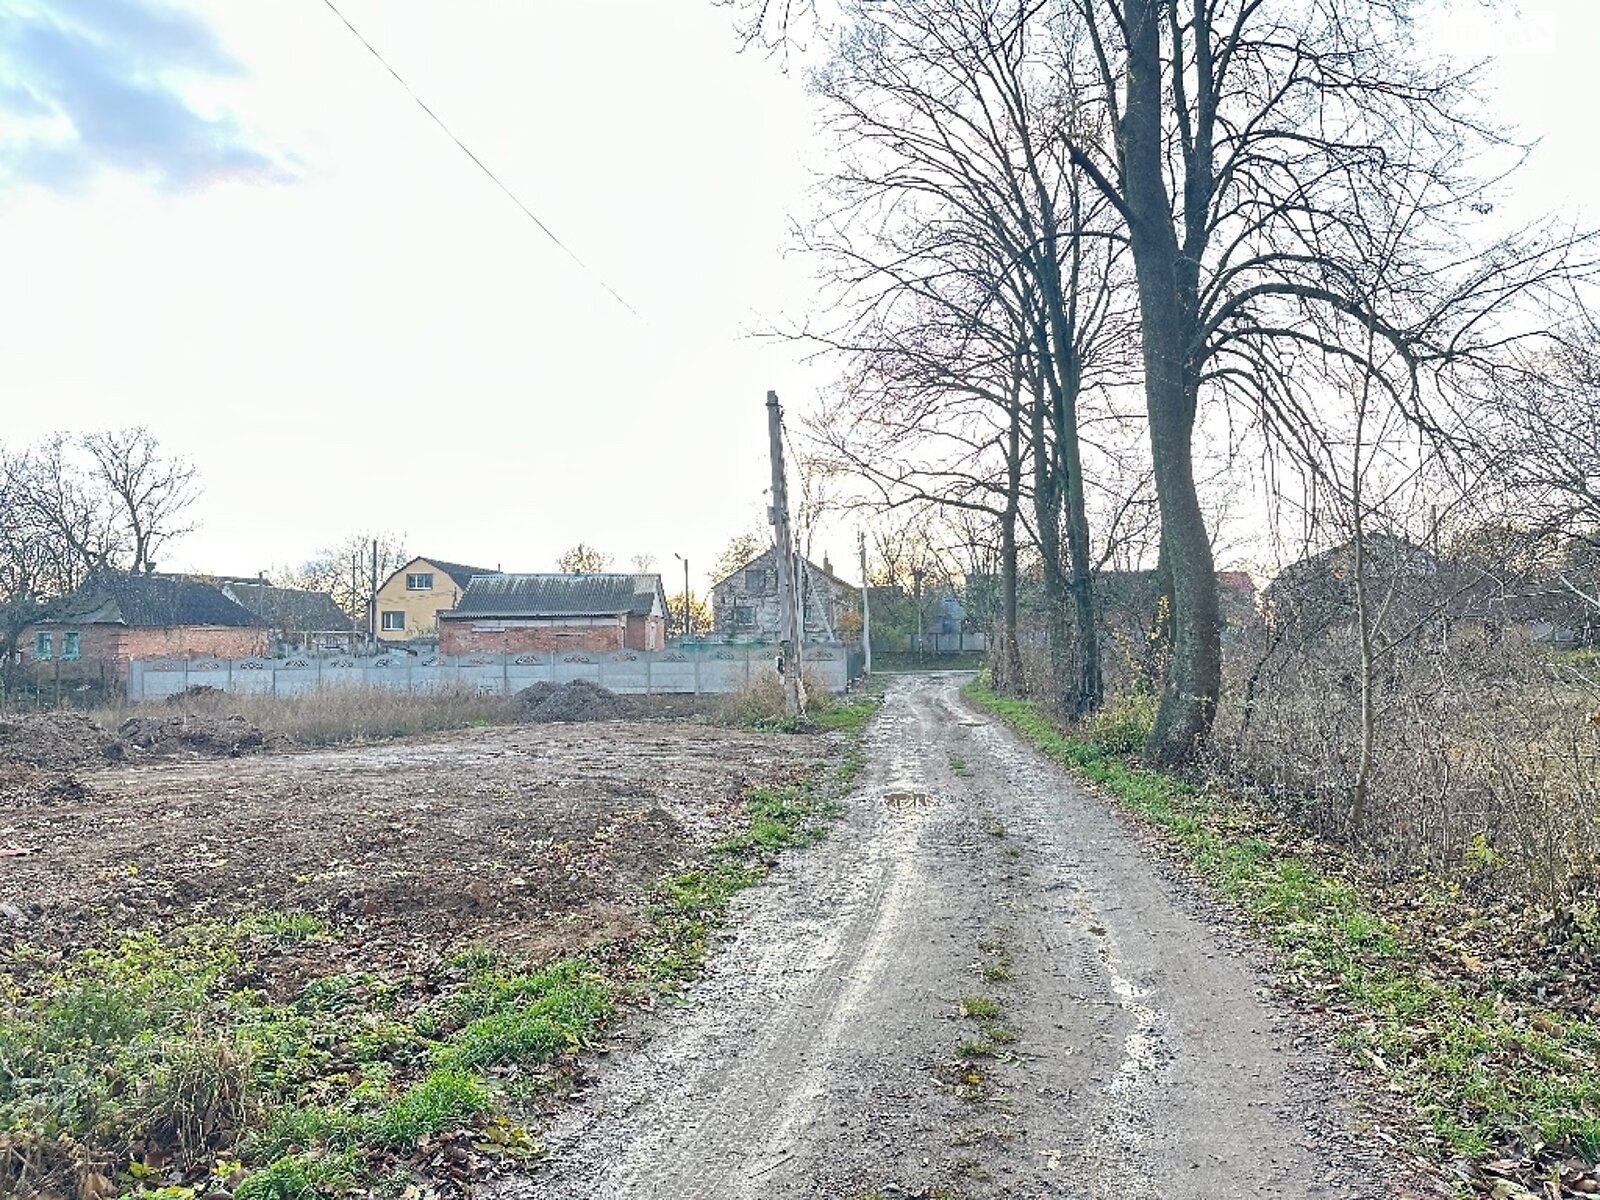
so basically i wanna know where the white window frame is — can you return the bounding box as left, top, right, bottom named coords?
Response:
left=381, top=611, right=406, bottom=631
left=405, top=572, right=434, bottom=591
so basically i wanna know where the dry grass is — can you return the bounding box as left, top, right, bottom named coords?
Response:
left=1215, top=628, right=1600, bottom=904
left=716, top=668, right=842, bottom=729
left=92, top=685, right=523, bottom=747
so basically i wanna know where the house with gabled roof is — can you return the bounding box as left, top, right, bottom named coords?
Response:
left=215, top=577, right=356, bottom=651
left=710, top=547, right=858, bottom=642
left=438, top=573, right=668, bottom=654
left=373, top=556, right=498, bottom=643
left=18, top=571, right=268, bottom=683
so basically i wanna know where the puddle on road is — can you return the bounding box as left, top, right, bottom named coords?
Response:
left=881, top=790, right=933, bottom=811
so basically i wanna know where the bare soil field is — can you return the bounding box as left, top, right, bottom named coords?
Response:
left=0, top=718, right=823, bottom=973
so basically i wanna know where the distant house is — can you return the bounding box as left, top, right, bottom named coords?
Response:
left=1260, top=534, right=1580, bottom=644
left=438, top=573, right=668, bottom=654
left=216, top=578, right=355, bottom=652
left=711, top=548, right=858, bottom=642
left=374, top=557, right=497, bottom=642
left=18, top=572, right=267, bottom=684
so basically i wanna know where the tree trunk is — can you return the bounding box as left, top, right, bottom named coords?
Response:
left=1030, top=375, right=1075, bottom=713
left=997, top=390, right=1026, bottom=695
left=1121, top=0, right=1221, bottom=768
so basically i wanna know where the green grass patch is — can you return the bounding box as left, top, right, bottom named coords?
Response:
left=963, top=677, right=1600, bottom=1166
left=870, top=651, right=986, bottom=673
left=958, top=996, right=1001, bottom=1020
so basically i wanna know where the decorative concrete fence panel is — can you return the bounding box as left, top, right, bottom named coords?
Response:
left=127, top=645, right=855, bottom=702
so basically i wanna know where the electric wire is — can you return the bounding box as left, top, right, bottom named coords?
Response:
left=318, top=0, right=639, bottom=317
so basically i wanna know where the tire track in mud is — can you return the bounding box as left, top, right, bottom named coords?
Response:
left=499, top=675, right=1393, bottom=1200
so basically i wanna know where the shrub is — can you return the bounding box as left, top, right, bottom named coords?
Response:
left=1082, top=691, right=1158, bottom=756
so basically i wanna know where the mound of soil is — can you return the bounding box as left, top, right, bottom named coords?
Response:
left=117, top=713, right=281, bottom=757
left=518, top=679, right=625, bottom=723
left=0, top=712, right=123, bottom=771
left=164, top=684, right=224, bottom=706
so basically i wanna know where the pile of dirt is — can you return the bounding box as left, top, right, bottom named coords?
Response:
left=0, top=712, right=124, bottom=771
left=518, top=679, right=625, bottom=723
left=117, top=713, right=281, bottom=757
left=164, top=684, right=223, bottom=706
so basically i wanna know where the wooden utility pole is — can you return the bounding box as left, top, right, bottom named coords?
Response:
left=859, top=529, right=872, bottom=675
left=369, top=538, right=379, bottom=649
left=766, top=390, right=805, bottom=716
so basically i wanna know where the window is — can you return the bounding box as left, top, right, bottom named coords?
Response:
left=406, top=573, right=434, bottom=590
left=381, top=611, right=406, bottom=631
left=61, top=632, right=80, bottom=660
left=33, top=631, right=51, bottom=659
left=745, top=569, right=771, bottom=593
left=733, top=604, right=756, bottom=630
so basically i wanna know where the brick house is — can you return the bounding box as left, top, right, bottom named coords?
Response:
left=438, top=574, right=668, bottom=654
left=19, top=572, right=267, bottom=684
left=711, top=548, right=858, bottom=642
left=374, top=557, right=498, bottom=643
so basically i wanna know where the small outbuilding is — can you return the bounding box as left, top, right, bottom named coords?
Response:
left=438, top=573, right=668, bottom=654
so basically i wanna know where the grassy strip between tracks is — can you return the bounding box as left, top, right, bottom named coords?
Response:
left=0, top=702, right=876, bottom=1200
left=963, top=678, right=1600, bottom=1190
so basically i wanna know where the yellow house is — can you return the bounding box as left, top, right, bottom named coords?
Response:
left=374, top=557, right=497, bottom=642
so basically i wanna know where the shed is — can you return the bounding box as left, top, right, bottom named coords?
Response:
left=438, top=573, right=668, bottom=654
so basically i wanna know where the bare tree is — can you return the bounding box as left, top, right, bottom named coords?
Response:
left=803, top=0, right=1141, bottom=713
left=556, top=543, right=613, bottom=574
left=80, top=427, right=198, bottom=573
left=275, top=532, right=408, bottom=623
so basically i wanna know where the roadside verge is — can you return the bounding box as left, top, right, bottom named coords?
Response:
left=963, top=678, right=1600, bottom=1200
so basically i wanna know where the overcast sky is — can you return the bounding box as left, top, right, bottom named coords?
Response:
left=0, top=0, right=1595, bottom=588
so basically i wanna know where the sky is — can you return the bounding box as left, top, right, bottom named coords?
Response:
left=0, top=0, right=1596, bottom=588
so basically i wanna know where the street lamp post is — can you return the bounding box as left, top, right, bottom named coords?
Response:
left=673, top=552, right=691, bottom=641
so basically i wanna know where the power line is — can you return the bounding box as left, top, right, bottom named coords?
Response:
left=318, top=0, right=639, bottom=317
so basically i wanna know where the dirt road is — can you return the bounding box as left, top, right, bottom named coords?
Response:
left=509, top=674, right=1391, bottom=1200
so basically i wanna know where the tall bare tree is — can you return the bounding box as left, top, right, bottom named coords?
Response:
left=80, top=427, right=198, bottom=573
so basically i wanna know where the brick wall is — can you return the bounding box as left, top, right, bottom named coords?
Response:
left=439, top=617, right=629, bottom=655
left=19, top=623, right=268, bottom=683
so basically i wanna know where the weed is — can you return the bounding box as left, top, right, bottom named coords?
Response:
left=981, top=1024, right=1018, bottom=1045
left=367, top=1070, right=490, bottom=1151
left=957, top=1039, right=998, bottom=1058
left=982, top=818, right=1007, bottom=838
left=234, top=911, right=330, bottom=946
left=958, top=996, right=1000, bottom=1020
left=950, top=755, right=970, bottom=776
left=233, top=1149, right=361, bottom=1200
left=435, top=962, right=611, bottom=1071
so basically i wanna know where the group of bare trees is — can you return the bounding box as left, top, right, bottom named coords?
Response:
left=0, top=429, right=198, bottom=650
left=757, top=0, right=1595, bottom=768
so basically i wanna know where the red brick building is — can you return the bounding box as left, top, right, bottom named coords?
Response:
left=19, top=572, right=268, bottom=685
left=438, top=573, right=668, bottom=655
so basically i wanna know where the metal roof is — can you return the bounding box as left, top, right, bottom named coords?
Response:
left=448, top=573, right=664, bottom=619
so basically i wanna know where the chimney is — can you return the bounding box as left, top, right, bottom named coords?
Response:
left=823, top=554, right=832, bottom=576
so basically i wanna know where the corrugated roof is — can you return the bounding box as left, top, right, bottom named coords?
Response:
left=448, top=573, right=663, bottom=619
left=224, top=582, right=354, bottom=631
left=40, top=572, right=263, bottom=628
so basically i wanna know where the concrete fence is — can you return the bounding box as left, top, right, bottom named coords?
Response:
left=126, top=643, right=855, bottom=702
left=908, top=632, right=988, bottom=655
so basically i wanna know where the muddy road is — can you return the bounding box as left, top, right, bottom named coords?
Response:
left=510, top=674, right=1390, bottom=1200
